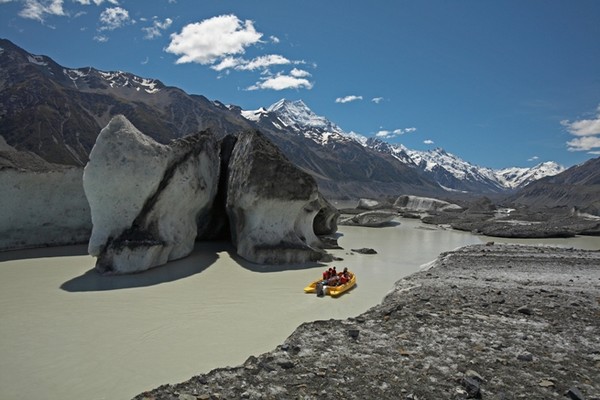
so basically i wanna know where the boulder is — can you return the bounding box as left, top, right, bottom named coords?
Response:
left=226, top=131, right=330, bottom=264
left=351, top=248, right=378, bottom=254
left=357, top=198, right=392, bottom=210
left=394, top=195, right=461, bottom=213
left=339, top=210, right=397, bottom=227
left=83, top=115, right=219, bottom=273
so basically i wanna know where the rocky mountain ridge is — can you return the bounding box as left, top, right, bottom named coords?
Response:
left=241, top=99, right=566, bottom=193
left=237, top=99, right=442, bottom=199
left=508, top=156, right=600, bottom=215
left=0, top=38, right=253, bottom=166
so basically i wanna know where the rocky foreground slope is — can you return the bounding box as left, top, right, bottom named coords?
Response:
left=135, top=244, right=600, bottom=400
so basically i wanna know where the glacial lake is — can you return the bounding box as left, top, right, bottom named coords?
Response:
left=1, top=218, right=599, bottom=400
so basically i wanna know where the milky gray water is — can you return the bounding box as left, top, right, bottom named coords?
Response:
left=1, top=218, right=598, bottom=400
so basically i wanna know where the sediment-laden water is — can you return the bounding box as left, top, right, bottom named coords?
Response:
left=0, top=218, right=598, bottom=400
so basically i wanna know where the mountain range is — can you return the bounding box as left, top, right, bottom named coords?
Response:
left=0, top=38, right=253, bottom=168
left=238, top=99, right=565, bottom=195
left=508, top=156, right=600, bottom=215
left=1, top=37, right=592, bottom=204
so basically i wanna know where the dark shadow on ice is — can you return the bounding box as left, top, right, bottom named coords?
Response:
left=0, top=244, right=89, bottom=262
left=60, top=241, right=225, bottom=292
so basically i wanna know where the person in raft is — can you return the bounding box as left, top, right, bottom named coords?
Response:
left=321, top=267, right=351, bottom=286
left=322, top=267, right=337, bottom=280
left=339, top=267, right=351, bottom=284
left=327, top=274, right=340, bottom=286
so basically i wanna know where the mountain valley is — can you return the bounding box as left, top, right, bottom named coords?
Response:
left=1, top=38, right=598, bottom=212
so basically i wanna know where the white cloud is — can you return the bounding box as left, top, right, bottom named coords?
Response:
left=290, top=68, right=311, bottom=78
left=424, top=139, right=434, bottom=145
left=98, top=6, right=130, bottom=30
left=210, top=54, right=295, bottom=72
left=74, top=0, right=118, bottom=5
left=247, top=72, right=313, bottom=91
left=563, top=104, right=600, bottom=153
left=335, top=95, right=362, bottom=104
left=527, top=156, right=539, bottom=162
left=561, top=117, right=600, bottom=137
left=375, top=126, right=417, bottom=139
left=394, top=127, right=416, bottom=135
left=142, top=17, right=172, bottom=39
left=165, top=14, right=312, bottom=87
left=237, top=54, right=290, bottom=71
left=93, top=34, right=108, bottom=42
left=210, top=54, right=307, bottom=74
left=211, top=56, right=241, bottom=72
left=18, top=0, right=65, bottom=21
left=11, top=0, right=120, bottom=22
left=567, top=136, right=600, bottom=152
left=166, top=14, right=262, bottom=65
left=141, top=56, right=149, bottom=65
left=372, top=97, right=384, bottom=104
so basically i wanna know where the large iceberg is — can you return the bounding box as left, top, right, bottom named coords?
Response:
left=83, top=115, right=220, bottom=273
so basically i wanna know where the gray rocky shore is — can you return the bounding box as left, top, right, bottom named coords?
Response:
left=135, top=244, right=600, bottom=400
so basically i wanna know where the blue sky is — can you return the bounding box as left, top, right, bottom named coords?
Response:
left=1, top=0, right=600, bottom=169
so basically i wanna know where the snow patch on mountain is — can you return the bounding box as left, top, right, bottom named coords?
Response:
left=27, top=54, right=48, bottom=66
left=366, top=137, right=415, bottom=165
left=344, top=131, right=369, bottom=146
left=496, top=162, right=566, bottom=189
left=267, top=99, right=335, bottom=130
left=243, top=99, right=355, bottom=147
left=408, top=148, right=498, bottom=181
left=63, top=68, right=162, bottom=94
left=241, top=107, right=268, bottom=122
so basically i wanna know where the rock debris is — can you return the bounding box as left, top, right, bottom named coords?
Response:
left=135, top=244, right=600, bottom=400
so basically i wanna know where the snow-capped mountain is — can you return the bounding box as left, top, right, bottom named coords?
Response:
left=241, top=99, right=565, bottom=193
left=405, top=147, right=506, bottom=192
left=496, top=162, right=566, bottom=189
left=243, top=99, right=356, bottom=147
left=509, top=156, right=600, bottom=215
left=240, top=99, right=442, bottom=198
left=268, top=99, right=339, bottom=130
left=363, top=137, right=416, bottom=165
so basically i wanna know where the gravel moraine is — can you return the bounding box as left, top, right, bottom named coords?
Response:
left=135, top=244, right=600, bottom=400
